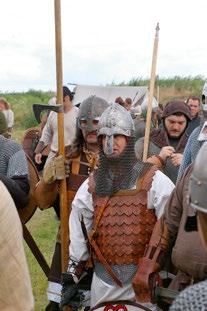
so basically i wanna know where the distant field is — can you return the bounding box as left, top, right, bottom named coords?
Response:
left=2, top=76, right=206, bottom=137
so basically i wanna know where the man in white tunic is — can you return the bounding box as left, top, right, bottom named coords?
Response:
left=61, top=103, right=174, bottom=310
left=34, top=86, right=79, bottom=166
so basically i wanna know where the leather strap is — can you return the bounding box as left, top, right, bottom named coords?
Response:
left=89, top=237, right=123, bottom=288
left=71, top=156, right=81, bottom=175
left=22, top=222, right=50, bottom=277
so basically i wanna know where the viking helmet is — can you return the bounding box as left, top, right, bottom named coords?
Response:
left=78, top=95, right=109, bottom=133
left=97, top=103, right=135, bottom=155
left=189, top=142, right=207, bottom=213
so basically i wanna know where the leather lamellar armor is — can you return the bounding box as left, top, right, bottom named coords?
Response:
left=92, top=166, right=158, bottom=265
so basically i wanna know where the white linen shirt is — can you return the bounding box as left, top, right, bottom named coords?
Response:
left=69, top=170, right=175, bottom=307
left=40, top=106, right=79, bottom=152
left=69, top=170, right=174, bottom=263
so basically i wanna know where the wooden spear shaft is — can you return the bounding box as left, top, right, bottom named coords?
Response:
left=54, top=0, right=69, bottom=273
left=143, top=23, right=160, bottom=161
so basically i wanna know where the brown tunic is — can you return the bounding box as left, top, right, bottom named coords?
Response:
left=164, top=165, right=207, bottom=280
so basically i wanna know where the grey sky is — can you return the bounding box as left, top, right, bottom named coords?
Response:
left=0, top=0, right=206, bottom=92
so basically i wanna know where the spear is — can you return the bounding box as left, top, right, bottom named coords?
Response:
left=54, top=0, right=69, bottom=274
left=143, top=23, right=160, bottom=161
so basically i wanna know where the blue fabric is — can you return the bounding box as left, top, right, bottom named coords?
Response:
left=177, top=125, right=204, bottom=182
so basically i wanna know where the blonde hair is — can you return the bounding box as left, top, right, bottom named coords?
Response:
left=0, top=97, right=10, bottom=110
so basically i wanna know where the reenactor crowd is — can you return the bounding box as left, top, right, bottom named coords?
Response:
left=1, top=84, right=207, bottom=311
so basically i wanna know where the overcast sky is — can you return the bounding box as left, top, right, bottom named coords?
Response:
left=0, top=0, right=206, bottom=92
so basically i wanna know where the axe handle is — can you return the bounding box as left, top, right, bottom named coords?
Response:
left=22, top=222, right=50, bottom=277
left=54, top=2, right=74, bottom=310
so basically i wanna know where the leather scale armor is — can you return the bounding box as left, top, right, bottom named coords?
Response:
left=91, top=166, right=158, bottom=266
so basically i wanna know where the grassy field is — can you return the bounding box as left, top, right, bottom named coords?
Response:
left=24, top=208, right=59, bottom=310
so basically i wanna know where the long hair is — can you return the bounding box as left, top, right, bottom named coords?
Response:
left=0, top=97, right=10, bottom=110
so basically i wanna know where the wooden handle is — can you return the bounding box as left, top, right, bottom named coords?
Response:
left=143, top=23, right=160, bottom=161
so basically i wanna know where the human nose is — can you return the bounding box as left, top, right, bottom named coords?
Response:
left=172, top=123, right=180, bottom=131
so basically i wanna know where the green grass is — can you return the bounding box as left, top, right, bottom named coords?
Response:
left=24, top=208, right=59, bottom=311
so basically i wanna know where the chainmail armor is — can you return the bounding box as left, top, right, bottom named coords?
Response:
left=95, top=263, right=137, bottom=285
left=0, top=135, right=28, bottom=177
left=177, top=124, right=204, bottom=181
left=95, top=137, right=152, bottom=196
left=170, top=280, right=207, bottom=311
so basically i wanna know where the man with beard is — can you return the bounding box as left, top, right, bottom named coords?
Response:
left=135, top=101, right=191, bottom=183
left=60, top=103, right=174, bottom=310
left=34, top=96, right=109, bottom=311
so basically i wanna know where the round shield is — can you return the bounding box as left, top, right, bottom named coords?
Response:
left=90, top=301, right=152, bottom=311
left=22, top=127, right=40, bottom=159
left=22, top=127, right=50, bottom=159
left=18, top=155, right=40, bottom=224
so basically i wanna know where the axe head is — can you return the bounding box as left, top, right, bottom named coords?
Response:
left=33, top=103, right=63, bottom=123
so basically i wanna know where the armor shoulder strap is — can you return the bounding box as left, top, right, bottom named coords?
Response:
left=71, top=155, right=81, bottom=175
left=140, top=165, right=158, bottom=192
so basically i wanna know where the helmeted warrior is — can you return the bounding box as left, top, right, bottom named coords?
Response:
left=170, top=142, right=207, bottom=310
left=135, top=100, right=192, bottom=183
left=61, top=103, right=174, bottom=310
left=34, top=96, right=110, bottom=311
left=177, top=81, right=207, bottom=181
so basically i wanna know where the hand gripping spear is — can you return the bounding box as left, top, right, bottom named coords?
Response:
left=143, top=23, right=160, bottom=162
left=54, top=2, right=71, bottom=310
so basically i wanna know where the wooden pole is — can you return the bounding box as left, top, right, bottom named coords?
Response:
left=157, top=85, right=160, bottom=104
left=54, top=0, right=69, bottom=273
left=143, top=23, right=160, bottom=161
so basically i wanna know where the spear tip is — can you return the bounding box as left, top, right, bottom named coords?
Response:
left=156, top=22, right=160, bottom=31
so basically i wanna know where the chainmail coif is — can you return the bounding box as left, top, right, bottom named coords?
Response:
left=94, top=136, right=152, bottom=196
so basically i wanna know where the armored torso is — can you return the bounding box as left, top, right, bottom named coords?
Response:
left=92, top=166, right=157, bottom=266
